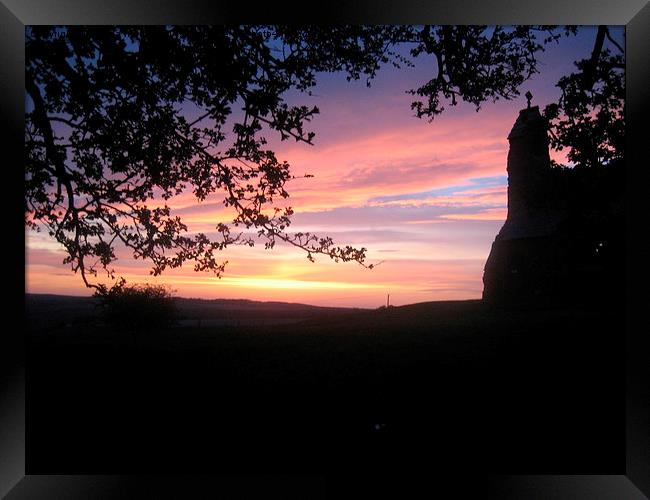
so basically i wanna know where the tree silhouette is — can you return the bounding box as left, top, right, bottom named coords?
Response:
left=544, top=26, right=624, bottom=170
left=25, top=25, right=623, bottom=291
left=94, top=278, right=177, bottom=330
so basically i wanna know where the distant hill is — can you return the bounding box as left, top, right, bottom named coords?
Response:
left=25, top=293, right=366, bottom=330
left=172, top=296, right=367, bottom=327
left=25, top=294, right=100, bottom=331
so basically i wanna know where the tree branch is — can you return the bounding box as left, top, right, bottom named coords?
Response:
left=604, top=27, right=624, bottom=55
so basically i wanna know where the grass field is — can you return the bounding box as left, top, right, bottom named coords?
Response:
left=26, top=295, right=624, bottom=474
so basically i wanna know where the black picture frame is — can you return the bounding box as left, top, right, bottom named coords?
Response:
left=3, top=1, right=649, bottom=497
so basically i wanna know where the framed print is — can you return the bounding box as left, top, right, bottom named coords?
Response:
left=3, top=0, right=649, bottom=498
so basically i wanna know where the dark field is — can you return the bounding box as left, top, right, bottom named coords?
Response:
left=25, top=295, right=624, bottom=474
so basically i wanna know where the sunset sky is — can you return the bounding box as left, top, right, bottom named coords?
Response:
left=25, top=26, right=624, bottom=308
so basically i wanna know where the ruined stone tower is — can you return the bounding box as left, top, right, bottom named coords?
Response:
left=482, top=106, right=568, bottom=302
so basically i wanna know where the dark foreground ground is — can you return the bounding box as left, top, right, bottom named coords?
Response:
left=25, top=296, right=624, bottom=474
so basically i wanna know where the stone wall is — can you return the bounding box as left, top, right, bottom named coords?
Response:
left=482, top=106, right=568, bottom=303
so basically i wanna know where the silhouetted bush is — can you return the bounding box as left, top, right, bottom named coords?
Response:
left=94, top=279, right=177, bottom=331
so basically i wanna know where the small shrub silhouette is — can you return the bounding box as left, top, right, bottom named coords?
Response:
left=95, top=279, right=177, bottom=331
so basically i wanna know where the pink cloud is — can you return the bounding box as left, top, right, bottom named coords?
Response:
left=439, top=208, right=508, bottom=221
